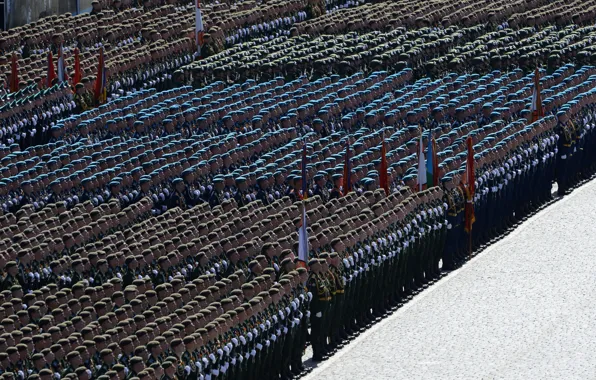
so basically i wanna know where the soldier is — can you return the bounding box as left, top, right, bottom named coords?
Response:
left=328, top=251, right=346, bottom=347
left=330, top=174, right=343, bottom=200
left=181, top=337, right=198, bottom=380
left=209, top=177, right=225, bottom=208
left=307, top=258, right=330, bottom=361
left=90, top=0, right=102, bottom=15
left=168, top=178, right=193, bottom=210
left=319, top=253, right=338, bottom=353
left=1, top=262, right=19, bottom=291
left=168, top=340, right=186, bottom=380
left=146, top=342, right=162, bottom=367
left=312, top=173, right=330, bottom=203
left=160, top=360, right=178, bottom=380
left=73, top=84, right=89, bottom=113
left=62, top=352, right=82, bottom=377
left=235, top=176, right=252, bottom=208
left=442, top=174, right=465, bottom=269
left=555, top=110, right=574, bottom=196
left=255, top=177, right=272, bottom=206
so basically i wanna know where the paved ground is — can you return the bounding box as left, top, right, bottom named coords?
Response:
left=304, top=180, right=596, bottom=380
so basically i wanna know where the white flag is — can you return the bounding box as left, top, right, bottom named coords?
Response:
left=57, top=44, right=65, bottom=83
left=298, top=204, right=308, bottom=264
left=195, top=0, right=204, bottom=56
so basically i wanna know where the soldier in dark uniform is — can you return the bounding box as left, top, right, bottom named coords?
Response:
left=90, top=0, right=102, bottom=14
left=209, top=177, right=225, bottom=208
left=555, top=110, right=574, bottom=196
left=168, top=340, right=187, bottom=380
left=181, top=337, right=198, bottom=380
left=73, top=83, right=89, bottom=113
left=442, top=175, right=458, bottom=270
left=307, top=258, right=331, bottom=361
left=312, top=173, right=330, bottom=203
left=133, top=176, right=153, bottom=206
left=330, top=174, right=343, bottom=200
left=234, top=176, right=251, bottom=207
left=1, top=261, right=19, bottom=291
left=106, top=180, right=125, bottom=208
left=446, top=172, right=466, bottom=267
left=151, top=257, right=169, bottom=287
left=122, top=256, right=140, bottom=288
left=91, top=259, right=110, bottom=287
left=79, top=178, right=96, bottom=205
left=319, top=253, right=337, bottom=354
left=160, top=359, right=178, bottom=380
left=168, top=178, right=195, bottom=211
left=255, top=176, right=272, bottom=206
left=112, top=0, right=122, bottom=12
left=62, top=351, right=82, bottom=378
left=125, top=356, right=144, bottom=379
left=328, top=252, right=346, bottom=348
left=146, top=342, right=162, bottom=367
left=284, top=175, right=299, bottom=202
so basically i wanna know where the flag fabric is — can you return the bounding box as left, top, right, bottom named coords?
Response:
left=9, top=53, right=18, bottom=93
left=342, top=142, right=352, bottom=195
left=464, top=136, right=476, bottom=233
left=93, top=47, right=107, bottom=106
left=417, top=134, right=427, bottom=191
left=57, top=44, right=65, bottom=83
left=46, top=51, right=57, bottom=88
left=301, top=143, right=308, bottom=200
left=296, top=203, right=309, bottom=269
left=425, top=133, right=439, bottom=187
left=531, top=67, right=544, bottom=122
left=379, top=138, right=389, bottom=196
left=73, top=48, right=82, bottom=86
left=195, top=0, right=204, bottom=56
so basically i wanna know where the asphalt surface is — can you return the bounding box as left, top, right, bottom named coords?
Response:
left=304, top=180, right=596, bottom=380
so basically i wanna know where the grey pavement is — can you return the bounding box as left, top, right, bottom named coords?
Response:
left=304, top=180, right=596, bottom=380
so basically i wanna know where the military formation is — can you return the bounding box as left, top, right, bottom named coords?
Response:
left=3, top=0, right=596, bottom=379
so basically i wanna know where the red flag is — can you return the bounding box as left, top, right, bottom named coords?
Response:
left=531, top=67, right=544, bottom=122
left=93, top=47, right=107, bottom=105
left=379, top=138, right=389, bottom=196
left=9, top=53, right=19, bottom=93
left=342, top=142, right=352, bottom=195
left=46, top=51, right=57, bottom=88
left=464, top=136, right=475, bottom=233
left=73, top=48, right=82, bottom=86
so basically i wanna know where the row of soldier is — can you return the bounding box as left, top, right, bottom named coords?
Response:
left=0, top=88, right=596, bottom=380
left=0, top=67, right=533, bottom=210
left=0, top=64, right=585, bottom=220
left=0, top=63, right=588, bottom=220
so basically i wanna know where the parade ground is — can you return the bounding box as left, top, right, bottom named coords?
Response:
left=305, top=180, right=596, bottom=380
